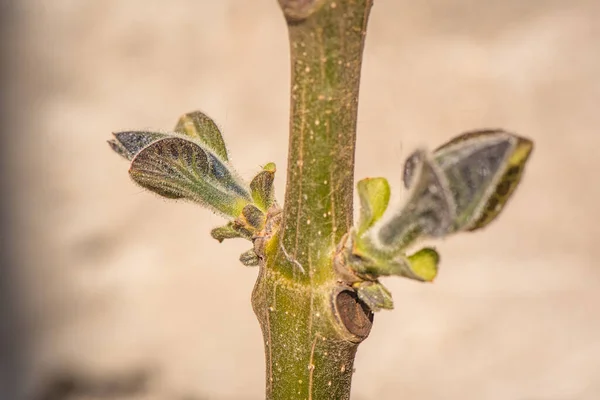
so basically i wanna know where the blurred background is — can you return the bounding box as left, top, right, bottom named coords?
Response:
left=2, top=0, right=599, bottom=399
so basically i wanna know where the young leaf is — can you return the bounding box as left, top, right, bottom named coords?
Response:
left=349, top=244, right=437, bottom=282
left=211, top=222, right=252, bottom=242
left=250, top=163, right=277, bottom=212
left=437, top=130, right=534, bottom=231
left=129, top=137, right=251, bottom=217
left=406, top=129, right=534, bottom=232
left=204, top=151, right=250, bottom=198
left=345, top=248, right=436, bottom=312
left=108, top=131, right=168, bottom=160
left=356, top=177, right=390, bottom=235
left=240, top=204, right=266, bottom=231
left=240, top=249, right=260, bottom=267
left=372, top=130, right=533, bottom=253
left=353, top=281, right=394, bottom=311
left=406, top=247, right=439, bottom=282
left=174, top=110, right=229, bottom=161
left=376, top=150, right=456, bottom=250
left=346, top=131, right=532, bottom=288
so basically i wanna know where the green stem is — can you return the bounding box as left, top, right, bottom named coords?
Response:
left=252, top=1, right=374, bottom=399
left=278, top=0, right=372, bottom=282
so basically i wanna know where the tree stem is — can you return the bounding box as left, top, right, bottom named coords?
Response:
left=252, top=1, right=374, bottom=399
left=279, top=0, right=372, bottom=281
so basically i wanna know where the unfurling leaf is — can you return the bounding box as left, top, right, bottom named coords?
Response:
left=240, top=204, right=266, bottom=231
left=349, top=240, right=438, bottom=282
left=174, top=110, right=229, bottom=161
left=344, top=130, right=532, bottom=300
left=356, top=177, right=390, bottom=235
left=250, top=163, right=277, bottom=212
left=377, top=151, right=455, bottom=250
left=240, top=249, right=260, bottom=267
left=406, top=247, right=439, bottom=282
left=406, top=129, right=534, bottom=232
left=353, top=281, right=394, bottom=311
left=109, top=112, right=279, bottom=254
left=210, top=205, right=270, bottom=244
left=436, top=130, right=533, bottom=231
left=210, top=222, right=252, bottom=242
left=108, top=131, right=168, bottom=160
left=377, top=253, right=437, bottom=282
left=371, top=130, right=533, bottom=253
left=129, top=136, right=251, bottom=217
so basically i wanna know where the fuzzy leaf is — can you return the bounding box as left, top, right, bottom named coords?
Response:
left=344, top=131, right=532, bottom=311
left=211, top=222, right=251, bottom=242
left=174, top=110, right=229, bottom=161
left=373, top=131, right=533, bottom=253
left=240, top=204, right=266, bottom=231
left=353, top=281, right=394, bottom=312
left=129, top=137, right=251, bottom=217
left=204, top=151, right=250, bottom=198
left=406, top=129, right=534, bottom=232
left=376, top=150, right=455, bottom=251
left=240, top=249, right=260, bottom=266
left=262, top=162, right=276, bottom=172
left=435, top=130, right=533, bottom=231
left=348, top=247, right=436, bottom=282
left=250, top=164, right=276, bottom=212
left=356, top=177, right=390, bottom=235
left=406, top=247, right=439, bottom=282
left=108, top=131, right=168, bottom=160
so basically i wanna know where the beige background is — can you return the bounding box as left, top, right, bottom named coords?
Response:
left=6, top=0, right=600, bottom=399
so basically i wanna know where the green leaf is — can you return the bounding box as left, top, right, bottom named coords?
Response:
left=174, top=110, right=229, bottom=161
left=376, top=150, right=455, bottom=251
left=353, top=281, right=394, bottom=312
left=356, top=177, right=390, bottom=235
left=210, top=222, right=252, bottom=242
left=204, top=150, right=250, bottom=198
left=211, top=205, right=267, bottom=243
left=348, top=244, right=437, bottom=282
left=406, top=129, right=534, bottom=232
left=110, top=127, right=252, bottom=217
left=240, top=204, right=266, bottom=231
left=438, top=130, right=534, bottom=231
left=240, top=249, right=260, bottom=266
left=129, top=136, right=251, bottom=217
left=369, top=130, right=533, bottom=253
left=346, top=131, right=532, bottom=288
left=108, top=131, right=168, bottom=160
left=406, top=247, right=439, bottom=282
left=250, top=164, right=277, bottom=212
left=262, top=162, right=276, bottom=173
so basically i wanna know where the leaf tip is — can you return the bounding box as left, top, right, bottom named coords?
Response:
left=263, top=162, right=276, bottom=173
left=407, top=247, right=439, bottom=282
